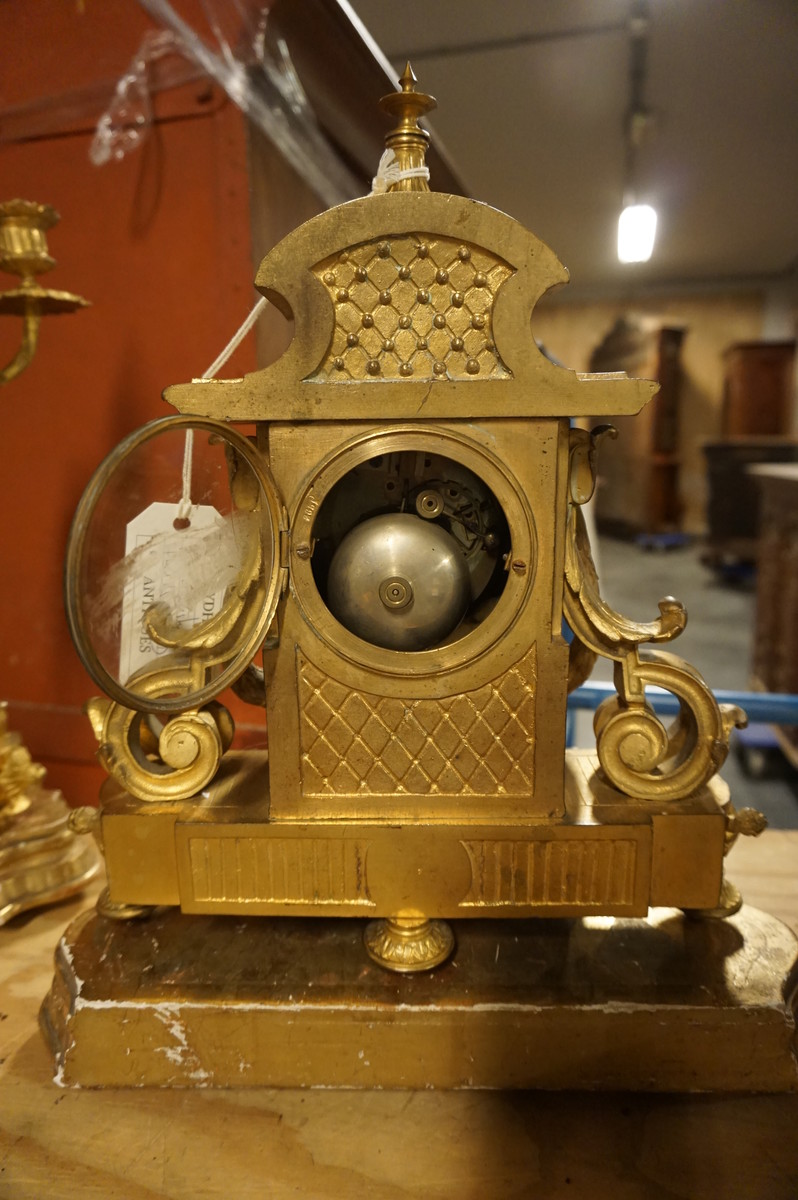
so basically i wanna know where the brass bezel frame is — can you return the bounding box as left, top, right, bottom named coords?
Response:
left=289, top=424, right=537, bottom=684
left=64, top=415, right=283, bottom=715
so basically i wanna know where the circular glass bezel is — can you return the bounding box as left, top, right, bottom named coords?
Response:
left=64, top=415, right=283, bottom=715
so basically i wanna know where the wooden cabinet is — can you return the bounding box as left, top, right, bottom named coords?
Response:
left=722, top=340, right=796, bottom=436
left=702, top=341, right=796, bottom=566
left=751, top=464, right=798, bottom=767
left=591, top=322, right=685, bottom=536
left=703, top=438, right=798, bottom=565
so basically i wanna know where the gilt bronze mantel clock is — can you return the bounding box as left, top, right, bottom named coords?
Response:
left=42, top=69, right=793, bottom=1092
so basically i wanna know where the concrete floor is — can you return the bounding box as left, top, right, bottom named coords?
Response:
left=571, top=535, right=798, bottom=829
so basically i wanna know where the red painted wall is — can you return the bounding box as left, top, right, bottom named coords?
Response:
left=1, top=2, right=258, bottom=803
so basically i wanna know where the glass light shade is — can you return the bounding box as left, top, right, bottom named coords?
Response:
left=617, top=204, right=657, bottom=263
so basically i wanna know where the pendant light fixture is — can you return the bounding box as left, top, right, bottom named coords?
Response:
left=618, top=0, right=657, bottom=264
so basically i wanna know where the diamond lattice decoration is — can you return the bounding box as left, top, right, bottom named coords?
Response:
left=298, top=650, right=536, bottom=796
left=309, top=233, right=514, bottom=382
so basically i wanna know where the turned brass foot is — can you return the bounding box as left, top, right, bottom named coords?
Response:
left=364, top=915, right=455, bottom=973
left=96, top=886, right=153, bottom=922
left=683, top=876, right=743, bottom=920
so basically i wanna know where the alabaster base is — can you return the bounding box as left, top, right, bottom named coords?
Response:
left=40, top=902, right=798, bottom=1091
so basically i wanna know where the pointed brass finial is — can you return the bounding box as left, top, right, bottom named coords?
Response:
left=378, top=63, right=437, bottom=192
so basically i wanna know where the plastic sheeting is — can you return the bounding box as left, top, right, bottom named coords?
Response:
left=90, top=0, right=363, bottom=205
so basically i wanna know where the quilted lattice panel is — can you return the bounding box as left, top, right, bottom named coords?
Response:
left=309, top=233, right=513, bottom=382
left=297, top=649, right=536, bottom=797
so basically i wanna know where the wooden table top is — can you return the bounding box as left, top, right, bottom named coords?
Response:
left=2, top=830, right=797, bottom=1200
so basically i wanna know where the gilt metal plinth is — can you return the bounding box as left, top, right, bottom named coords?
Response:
left=41, top=903, right=798, bottom=1091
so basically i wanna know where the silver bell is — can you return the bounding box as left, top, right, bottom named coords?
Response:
left=327, top=512, right=471, bottom=651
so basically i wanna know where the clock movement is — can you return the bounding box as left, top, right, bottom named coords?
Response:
left=41, top=69, right=791, bottom=1091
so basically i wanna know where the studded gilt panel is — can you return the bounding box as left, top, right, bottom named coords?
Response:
left=309, top=234, right=514, bottom=382
left=298, top=648, right=536, bottom=797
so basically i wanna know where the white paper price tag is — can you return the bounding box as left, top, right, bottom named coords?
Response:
left=119, top=502, right=236, bottom=686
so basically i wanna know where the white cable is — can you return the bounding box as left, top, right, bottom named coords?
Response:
left=201, top=295, right=269, bottom=380
left=177, top=428, right=195, bottom=521
left=176, top=295, right=269, bottom=520
left=370, top=148, right=429, bottom=195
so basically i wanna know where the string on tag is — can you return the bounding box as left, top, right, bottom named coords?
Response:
left=370, top=148, right=430, bottom=196
left=176, top=295, right=269, bottom=521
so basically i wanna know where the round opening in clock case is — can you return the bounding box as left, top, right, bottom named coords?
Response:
left=64, top=416, right=282, bottom=715
left=289, top=426, right=537, bottom=681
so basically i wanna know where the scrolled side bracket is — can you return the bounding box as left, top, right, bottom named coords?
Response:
left=86, top=666, right=235, bottom=803
left=563, top=427, right=746, bottom=801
